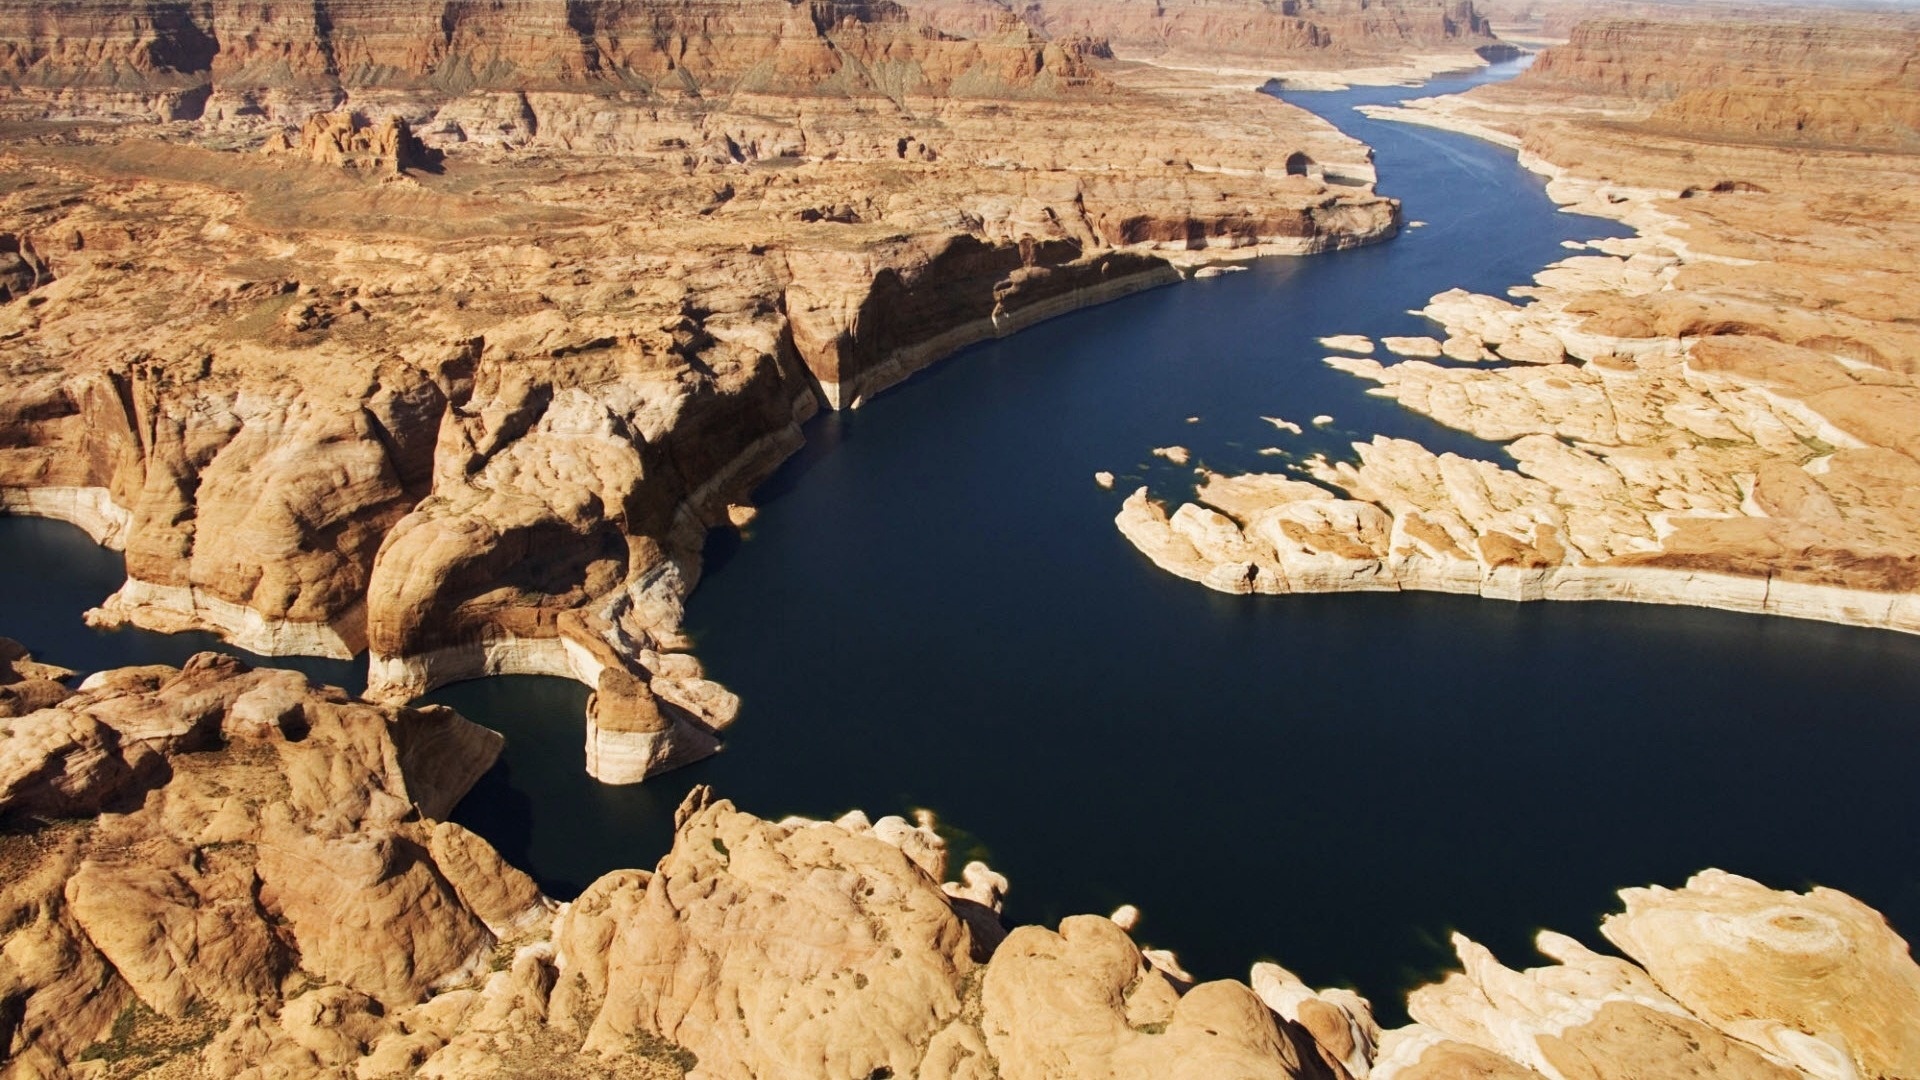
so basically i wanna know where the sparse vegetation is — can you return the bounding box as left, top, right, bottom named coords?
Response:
left=631, top=1029, right=700, bottom=1076
left=77, top=1000, right=218, bottom=1077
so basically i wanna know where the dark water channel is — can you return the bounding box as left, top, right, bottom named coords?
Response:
left=5, top=60, right=1918, bottom=1018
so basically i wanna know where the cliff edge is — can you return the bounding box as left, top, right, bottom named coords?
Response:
left=3, top=643, right=1915, bottom=1078
left=0, top=0, right=1409, bottom=780
left=1118, top=13, right=1920, bottom=636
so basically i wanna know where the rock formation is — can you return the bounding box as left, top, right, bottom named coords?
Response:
left=0, top=0, right=1113, bottom=124
left=899, top=0, right=1500, bottom=73
left=0, top=642, right=518, bottom=1075
left=0, top=0, right=1502, bottom=126
left=1119, top=12, right=1920, bottom=636
left=261, top=112, right=439, bottom=174
left=0, top=0, right=1401, bottom=780
left=1521, top=15, right=1920, bottom=151
left=4, top=652, right=1916, bottom=1078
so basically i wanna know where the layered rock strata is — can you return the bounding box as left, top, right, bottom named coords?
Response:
left=0, top=0, right=1400, bottom=780
left=0, top=0, right=1501, bottom=124
left=1522, top=16, right=1920, bottom=151
left=0, top=0, right=1115, bottom=124
left=4, top=656, right=1916, bottom=1078
left=1119, top=14, right=1920, bottom=635
left=899, top=0, right=1500, bottom=73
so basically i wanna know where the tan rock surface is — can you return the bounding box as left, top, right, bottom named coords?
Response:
left=1369, top=874, right=1920, bottom=1080
left=1120, top=13, right=1920, bottom=637
left=1405, top=931, right=1802, bottom=1080
left=0, top=649, right=514, bottom=1073
left=574, top=788, right=974, bottom=1078
left=1251, top=962, right=1381, bottom=1080
left=1601, top=870, right=1920, bottom=1080
left=970, top=918, right=1321, bottom=1080
left=8, top=671, right=1920, bottom=1080
left=0, top=0, right=1400, bottom=782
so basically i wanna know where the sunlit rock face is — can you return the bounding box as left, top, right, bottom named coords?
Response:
left=7, top=700, right=1918, bottom=1080
left=0, top=0, right=1399, bottom=783
left=1120, top=12, right=1920, bottom=637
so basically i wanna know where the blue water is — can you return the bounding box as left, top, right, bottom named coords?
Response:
left=0, top=515, right=363, bottom=692
left=5, top=61, right=1918, bottom=1020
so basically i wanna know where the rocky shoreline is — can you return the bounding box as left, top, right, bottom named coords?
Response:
left=0, top=0, right=1412, bottom=781
left=1118, top=15, right=1920, bottom=638
left=4, top=639, right=1916, bottom=1079
left=5, top=6, right=1919, bottom=1078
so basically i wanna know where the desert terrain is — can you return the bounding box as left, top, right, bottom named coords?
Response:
left=3, top=3, right=1919, bottom=1078
left=1120, top=10, right=1920, bottom=636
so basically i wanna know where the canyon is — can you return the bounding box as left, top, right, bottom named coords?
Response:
left=4, top=638, right=1918, bottom=1078
left=1119, top=12, right=1920, bottom=634
left=4, top=3, right=1920, bottom=1079
left=0, top=0, right=1418, bottom=781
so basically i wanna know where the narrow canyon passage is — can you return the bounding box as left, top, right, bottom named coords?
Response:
left=5, top=61, right=1918, bottom=1020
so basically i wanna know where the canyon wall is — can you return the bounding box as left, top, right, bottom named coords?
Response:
left=1118, top=13, right=1920, bottom=634
left=1519, top=15, right=1920, bottom=150
left=1032, top=0, right=1496, bottom=63
left=4, top=643, right=1917, bottom=1078
left=900, top=0, right=1501, bottom=68
left=0, top=0, right=1398, bottom=780
left=0, top=0, right=1112, bottom=122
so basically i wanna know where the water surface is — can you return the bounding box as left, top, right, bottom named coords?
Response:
left=5, top=61, right=1917, bottom=1019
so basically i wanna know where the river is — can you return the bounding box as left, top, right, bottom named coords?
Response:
left=5, top=59, right=1918, bottom=1019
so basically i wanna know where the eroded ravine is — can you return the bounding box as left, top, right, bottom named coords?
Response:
left=5, top=61, right=1919, bottom=1022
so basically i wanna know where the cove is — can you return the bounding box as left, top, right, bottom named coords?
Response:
left=3, top=60, right=1918, bottom=1020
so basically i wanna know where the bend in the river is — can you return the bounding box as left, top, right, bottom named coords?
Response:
left=5, top=61, right=1918, bottom=1022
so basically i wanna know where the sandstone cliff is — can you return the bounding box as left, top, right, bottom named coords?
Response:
left=1118, top=13, right=1920, bottom=636
left=4, top=655, right=1916, bottom=1079
left=0, top=0, right=1399, bottom=781
left=1519, top=15, right=1920, bottom=151
left=0, top=0, right=1111, bottom=124
left=0, top=0, right=1500, bottom=125
left=900, top=0, right=1500, bottom=70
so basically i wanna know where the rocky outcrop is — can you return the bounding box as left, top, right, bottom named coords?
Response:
left=261, top=111, right=439, bottom=173
left=0, top=0, right=1396, bottom=782
left=1120, top=13, right=1920, bottom=636
left=0, top=649, right=512, bottom=1074
left=901, top=0, right=1499, bottom=70
left=1518, top=16, right=1920, bottom=151
left=7, top=674, right=1918, bottom=1080
left=1379, top=870, right=1920, bottom=1080
left=0, top=638, right=73, bottom=718
left=1602, top=871, right=1920, bottom=1079
left=0, top=232, right=50, bottom=302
